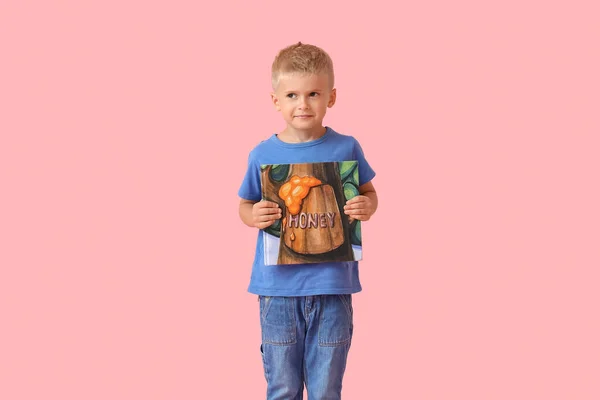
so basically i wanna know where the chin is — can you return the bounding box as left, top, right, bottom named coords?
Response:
left=293, top=123, right=318, bottom=130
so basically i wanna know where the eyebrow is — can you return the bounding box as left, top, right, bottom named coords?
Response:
left=284, top=89, right=323, bottom=94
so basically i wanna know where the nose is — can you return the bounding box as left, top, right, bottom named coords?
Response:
left=297, top=96, right=309, bottom=109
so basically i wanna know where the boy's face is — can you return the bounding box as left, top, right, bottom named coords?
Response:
left=271, top=72, right=336, bottom=135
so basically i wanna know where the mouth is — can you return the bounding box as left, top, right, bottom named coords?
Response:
left=294, top=115, right=314, bottom=118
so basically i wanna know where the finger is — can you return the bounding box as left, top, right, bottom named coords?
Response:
left=345, top=196, right=366, bottom=205
left=256, top=202, right=280, bottom=211
left=257, top=206, right=282, bottom=215
left=259, top=214, right=281, bottom=225
left=346, top=197, right=368, bottom=206
left=344, top=201, right=369, bottom=210
left=257, top=214, right=281, bottom=223
left=257, top=220, right=275, bottom=229
left=345, top=208, right=369, bottom=216
left=260, top=200, right=280, bottom=208
left=347, top=210, right=371, bottom=220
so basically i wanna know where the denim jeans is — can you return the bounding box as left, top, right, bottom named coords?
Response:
left=258, top=295, right=354, bottom=400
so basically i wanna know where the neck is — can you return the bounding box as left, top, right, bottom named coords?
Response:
left=278, top=126, right=327, bottom=143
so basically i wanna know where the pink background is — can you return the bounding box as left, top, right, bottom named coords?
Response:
left=1, top=0, right=599, bottom=399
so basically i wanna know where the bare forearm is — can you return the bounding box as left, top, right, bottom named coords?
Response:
left=362, top=190, right=378, bottom=215
left=239, top=201, right=257, bottom=227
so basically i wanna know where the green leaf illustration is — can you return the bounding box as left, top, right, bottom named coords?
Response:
left=343, top=181, right=359, bottom=201
left=269, top=164, right=290, bottom=182
left=339, top=161, right=357, bottom=181
left=352, top=167, right=359, bottom=186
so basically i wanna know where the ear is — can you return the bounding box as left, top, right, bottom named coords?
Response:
left=327, top=88, right=337, bottom=108
left=271, top=92, right=281, bottom=111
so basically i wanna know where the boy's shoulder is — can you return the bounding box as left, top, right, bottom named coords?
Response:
left=326, top=127, right=364, bottom=152
left=328, top=128, right=359, bottom=143
left=246, top=135, right=275, bottom=161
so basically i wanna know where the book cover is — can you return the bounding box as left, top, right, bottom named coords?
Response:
left=260, top=161, right=362, bottom=265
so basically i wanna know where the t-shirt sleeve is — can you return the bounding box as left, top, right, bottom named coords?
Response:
left=238, top=151, right=262, bottom=201
left=353, top=138, right=376, bottom=186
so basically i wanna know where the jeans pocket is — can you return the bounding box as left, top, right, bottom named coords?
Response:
left=260, top=296, right=296, bottom=345
left=260, top=344, right=268, bottom=382
left=318, top=295, right=353, bottom=346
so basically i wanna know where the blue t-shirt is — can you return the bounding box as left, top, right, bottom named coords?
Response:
left=238, top=126, right=376, bottom=296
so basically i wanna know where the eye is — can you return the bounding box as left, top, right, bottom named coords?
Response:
left=310, top=92, right=319, bottom=97
left=286, top=93, right=297, bottom=98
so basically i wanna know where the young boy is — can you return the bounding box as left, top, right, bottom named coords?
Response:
left=238, top=42, right=378, bottom=400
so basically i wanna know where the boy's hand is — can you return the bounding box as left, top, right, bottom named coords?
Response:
left=252, top=200, right=282, bottom=229
left=344, top=195, right=376, bottom=221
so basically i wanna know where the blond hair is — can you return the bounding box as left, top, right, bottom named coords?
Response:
left=271, top=42, right=335, bottom=89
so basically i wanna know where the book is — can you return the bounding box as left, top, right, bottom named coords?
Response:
left=260, top=161, right=362, bottom=265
